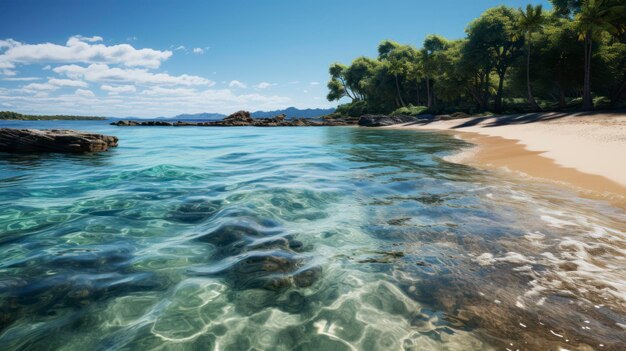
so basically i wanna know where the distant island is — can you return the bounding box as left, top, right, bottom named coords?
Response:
left=0, top=111, right=106, bottom=121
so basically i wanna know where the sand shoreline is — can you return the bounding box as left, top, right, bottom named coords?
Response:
left=385, top=112, right=626, bottom=206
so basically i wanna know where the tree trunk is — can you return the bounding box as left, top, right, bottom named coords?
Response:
left=395, top=74, right=406, bottom=107
left=483, top=73, right=491, bottom=111
left=526, top=39, right=540, bottom=111
left=610, top=79, right=625, bottom=108
left=339, top=77, right=355, bottom=101
left=557, top=83, right=566, bottom=110
left=494, top=72, right=505, bottom=114
left=416, top=80, right=421, bottom=105
left=426, top=76, right=432, bottom=108
left=582, top=32, right=594, bottom=110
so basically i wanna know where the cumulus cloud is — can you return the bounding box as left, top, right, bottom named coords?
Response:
left=101, top=84, right=136, bottom=94
left=54, top=63, right=214, bottom=86
left=0, top=39, right=20, bottom=49
left=0, top=86, right=292, bottom=117
left=20, top=78, right=87, bottom=92
left=75, top=89, right=95, bottom=97
left=48, top=78, right=88, bottom=87
left=140, top=86, right=196, bottom=96
left=255, top=82, right=276, bottom=89
left=2, top=77, right=40, bottom=81
left=22, top=82, right=58, bottom=91
left=192, top=47, right=204, bottom=54
left=0, top=35, right=300, bottom=117
left=0, top=35, right=172, bottom=72
left=228, top=80, right=247, bottom=89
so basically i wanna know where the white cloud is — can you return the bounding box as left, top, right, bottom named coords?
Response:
left=2, top=77, right=40, bottom=81
left=101, top=84, right=136, bottom=94
left=75, top=89, right=95, bottom=97
left=72, top=35, right=103, bottom=43
left=310, top=81, right=320, bottom=85
left=0, top=35, right=172, bottom=71
left=48, top=78, right=87, bottom=87
left=20, top=78, right=86, bottom=92
left=54, top=63, right=214, bottom=86
left=23, top=82, right=58, bottom=91
left=140, top=86, right=196, bottom=96
left=0, top=84, right=293, bottom=117
left=192, top=47, right=204, bottom=54
left=0, top=36, right=314, bottom=117
left=2, top=69, right=16, bottom=76
left=228, top=80, right=247, bottom=89
left=0, top=39, right=20, bottom=49
left=174, top=45, right=186, bottom=51
left=255, top=82, right=276, bottom=89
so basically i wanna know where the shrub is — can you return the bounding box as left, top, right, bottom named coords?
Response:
left=390, top=105, right=429, bottom=116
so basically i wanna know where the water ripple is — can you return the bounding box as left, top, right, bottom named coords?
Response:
left=0, top=121, right=624, bottom=350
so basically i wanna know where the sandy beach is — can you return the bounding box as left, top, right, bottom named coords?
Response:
left=387, top=112, right=626, bottom=204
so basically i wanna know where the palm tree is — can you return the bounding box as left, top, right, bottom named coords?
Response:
left=518, top=4, right=545, bottom=111
left=388, top=59, right=407, bottom=107
left=576, top=0, right=624, bottom=110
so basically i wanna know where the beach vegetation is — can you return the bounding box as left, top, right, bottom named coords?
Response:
left=327, top=0, right=626, bottom=116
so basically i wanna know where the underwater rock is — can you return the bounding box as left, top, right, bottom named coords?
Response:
left=293, top=266, right=322, bottom=288
left=0, top=128, right=118, bottom=153
left=358, top=114, right=433, bottom=127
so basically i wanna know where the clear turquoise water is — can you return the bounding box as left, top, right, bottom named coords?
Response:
left=0, top=120, right=625, bottom=350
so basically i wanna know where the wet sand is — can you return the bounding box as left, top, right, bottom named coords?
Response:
left=387, top=112, right=626, bottom=207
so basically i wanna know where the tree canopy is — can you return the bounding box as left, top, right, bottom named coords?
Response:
left=328, top=1, right=626, bottom=116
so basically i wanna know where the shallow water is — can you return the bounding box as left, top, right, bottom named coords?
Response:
left=0, top=120, right=624, bottom=350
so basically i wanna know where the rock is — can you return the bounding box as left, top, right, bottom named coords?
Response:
left=110, top=120, right=139, bottom=126
left=223, top=110, right=254, bottom=124
left=112, top=110, right=361, bottom=127
left=0, top=128, right=118, bottom=153
left=358, top=114, right=430, bottom=127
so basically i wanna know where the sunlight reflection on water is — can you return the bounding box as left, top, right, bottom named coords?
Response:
left=0, top=120, right=624, bottom=350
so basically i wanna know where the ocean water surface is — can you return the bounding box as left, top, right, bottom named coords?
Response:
left=0, top=120, right=625, bottom=350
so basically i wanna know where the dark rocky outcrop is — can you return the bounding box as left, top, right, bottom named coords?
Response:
left=111, top=110, right=359, bottom=127
left=0, top=128, right=118, bottom=153
left=358, top=114, right=433, bottom=127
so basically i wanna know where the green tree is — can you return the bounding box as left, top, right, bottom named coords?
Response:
left=421, top=35, right=449, bottom=108
left=466, top=6, right=523, bottom=113
left=327, top=63, right=357, bottom=102
left=517, top=4, right=546, bottom=110
left=576, top=0, right=625, bottom=109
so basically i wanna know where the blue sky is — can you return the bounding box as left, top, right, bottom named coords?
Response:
left=0, top=0, right=549, bottom=117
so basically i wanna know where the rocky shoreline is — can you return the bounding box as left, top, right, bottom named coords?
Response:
left=0, top=128, right=118, bottom=153
left=112, top=111, right=359, bottom=127
left=110, top=110, right=441, bottom=128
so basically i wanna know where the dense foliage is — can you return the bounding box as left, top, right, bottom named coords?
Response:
left=327, top=0, right=626, bottom=116
left=0, top=111, right=106, bottom=120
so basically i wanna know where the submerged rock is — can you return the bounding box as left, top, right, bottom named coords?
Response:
left=358, top=114, right=432, bottom=127
left=0, top=128, right=118, bottom=153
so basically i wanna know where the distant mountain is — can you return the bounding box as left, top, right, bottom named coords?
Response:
left=110, top=107, right=336, bottom=121
left=251, top=107, right=335, bottom=119
left=165, top=112, right=226, bottom=121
